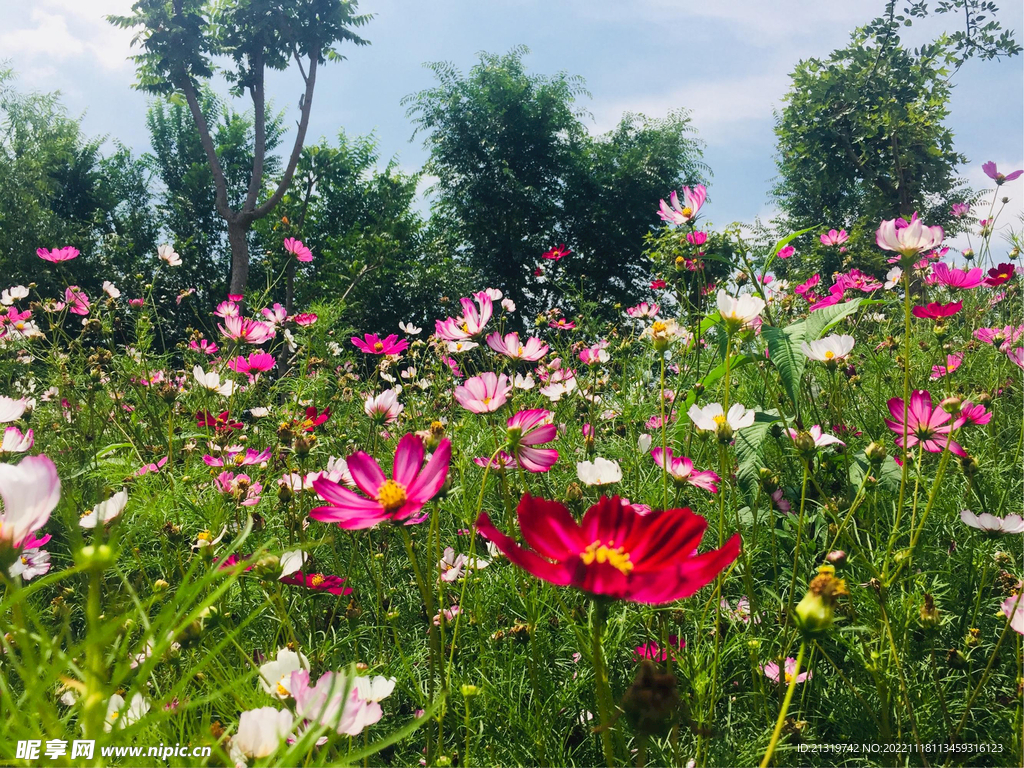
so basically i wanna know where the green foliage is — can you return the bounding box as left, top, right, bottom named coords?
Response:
left=405, top=47, right=706, bottom=320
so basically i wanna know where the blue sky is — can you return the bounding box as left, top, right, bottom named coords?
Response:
left=2, top=0, right=1022, bottom=242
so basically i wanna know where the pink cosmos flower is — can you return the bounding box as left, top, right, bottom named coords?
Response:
left=214, top=300, right=239, bottom=319
left=958, top=401, right=991, bottom=426
left=784, top=425, right=845, bottom=451
left=885, top=390, right=966, bottom=457
left=776, top=245, right=795, bottom=259
left=658, top=185, right=707, bottom=226
left=542, top=244, right=572, bottom=261
left=820, top=229, right=848, bottom=247
left=219, top=316, right=275, bottom=344
left=310, top=433, right=451, bottom=530
left=435, top=292, right=494, bottom=341
left=626, top=302, right=659, bottom=318
left=634, top=635, right=685, bottom=662
left=135, top=456, right=168, bottom=476
left=1008, top=347, right=1024, bottom=370
left=579, top=341, right=610, bottom=366
left=771, top=489, right=791, bottom=513
left=291, top=313, right=317, bottom=327
left=960, top=509, right=1024, bottom=535
left=280, top=572, right=352, bottom=596
left=762, top=658, right=811, bottom=685
left=284, top=237, right=313, bottom=262
left=687, top=231, right=708, bottom=246
left=215, top=471, right=262, bottom=506
left=364, top=390, right=403, bottom=424
left=795, top=274, right=820, bottom=298
left=932, top=262, right=983, bottom=290
left=455, top=372, right=511, bottom=413
left=37, top=246, right=79, bottom=263
left=203, top=447, right=271, bottom=467
left=549, top=318, right=576, bottom=331
left=486, top=332, right=548, bottom=362
left=982, top=161, right=1024, bottom=185
left=190, top=338, right=219, bottom=356
left=2, top=426, right=34, bottom=453
left=262, top=303, right=288, bottom=325
left=0, top=455, right=60, bottom=549
left=912, top=301, right=962, bottom=319
left=951, top=202, right=970, bottom=217
left=473, top=452, right=519, bottom=470
left=974, top=325, right=1024, bottom=351
left=507, top=409, right=559, bottom=472
left=650, top=448, right=720, bottom=493
left=228, top=352, right=276, bottom=377
left=876, top=215, right=943, bottom=258
left=1002, top=594, right=1024, bottom=636
left=63, top=286, right=90, bottom=315
left=930, top=353, right=963, bottom=379
left=351, top=333, right=409, bottom=355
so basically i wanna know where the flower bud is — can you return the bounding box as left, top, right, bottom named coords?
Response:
left=461, top=684, right=481, bottom=698
left=825, top=550, right=847, bottom=566
left=919, top=594, right=940, bottom=629
left=793, top=569, right=847, bottom=636
left=565, top=482, right=583, bottom=502
left=865, top=441, right=886, bottom=464
left=75, top=544, right=116, bottom=571
left=940, top=396, right=961, bottom=415
left=793, top=431, right=817, bottom=456
left=153, top=578, right=170, bottom=593
left=252, top=555, right=281, bottom=579
left=620, top=660, right=680, bottom=739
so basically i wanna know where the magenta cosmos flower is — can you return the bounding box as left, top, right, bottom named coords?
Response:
left=310, top=433, right=451, bottom=530
left=930, top=353, right=962, bottom=379
left=351, top=333, right=409, bottom=355
left=219, top=316, right=275, bottom=344
left=476, top=494, right=740, bottom=604
left=62, top=286, right=90, bottom=316
left=507, top=409, right=559, bottom=472
left=932, top=262, right=983, bottom=290
left=658, top=185, right=707, bottom=226
left=763, top=658, right=811, bottom=685
left=435, top=292, right=493, bottom=341
left=982, top=161, right=1023, bottom=185
left=876, top=215, right=943, bottom=259
left=486, top=331, right=548, bottom=362
left=650, top=448, right=720, bottom=493
left=542, top=244, right=572, bottom=261
left=280, top=571, right=352, bottom=595
left=283, top=237, right=313, bottom=262
left=912, top=301, right=962, bottom=319
left=820, top=229, right=848, bottom=247
left=984, top=263, right=1015, bottom=287
left=228, top=352, right=276, bottom=377
left=455, top=372, right=511, bottom=413
left=37, top=246, right=79, bottom=263
left=885, top=390, right=966, bottom=457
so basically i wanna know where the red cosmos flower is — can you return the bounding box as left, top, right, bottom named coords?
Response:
left=984, top=263, right=1015, bottom=287
left=651, top=279, right=667, bottom=290
left=196, top=410, right=243, bottom=432
left=542, top=244, right=572, bottom=261
left=351, top=333, right=409, bottom=355
left=280, top=571, right=353, bottom=595
left=475, top=494, right=740, bottom=604
left=634, top=635, right=685, bottom=662
left=310, top=434, right=451, bottom=530
left=293, top=406, right=330, bottom=432
left=912, top=301, right=962, bottom=319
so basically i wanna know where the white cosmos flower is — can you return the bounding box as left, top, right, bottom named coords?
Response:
left=354, top=676, right=397, bottom=703
left=717, top=291, right=765, bottom=328
left=1, top=426, right=33, bottom=453
left=105, top=693, right=150, bottom=731
left=801, top=335, right=855, bottom=363
left=576, top=457, right=623, bottom=486
left=638, top=434, right=653, bottom=453
left=785, top=425, right=845, bottom=451
left=1, top=286, right=29, bottom=305
left=193, top=366, right=236, bottom=397
left=399, top=322, right=422, bottom=335
left=80, top=489, right=128, bottom=528
left=688, top=402, right=755, bottom=435
left=233, top=707, right=293, bottom=760
left=260, top=648, right=309, bottom=699
left=0, top=455, right=61, bottom=548
left=514, top=373, right=535, bottom=390
left=959, top=510, right=1024, bottom=535
left=102, top=281, right=121, bottom=299
left=884, top=267, right=902, bottom=290
left=0, top=396, right=28, bottom=423
left=157, top=244, right=182, bottom=266
left=280, top=549, right=307, bottom=578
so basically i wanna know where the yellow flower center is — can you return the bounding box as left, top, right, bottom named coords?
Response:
left=276, top=681, right=290, bottom=697
left=824, top=350, right=835, bottom=360
left=377, top=480, right=408, bottom=512
left=713, top=414, right=727, bottom=425
left=651, top=321, right=667, bottom=334
left=517, top=346, right=524, bottom=355
left=580, top=540, right=634, bottom=575
left=373, top=342, right=384, bottom=352
left=783, top=672, right=794, bottom=684
left=482, top=397, right=492, bottom=405
left=197, top=530, right=212, bottom=542
left=681, top=206, right=693, bottom=217
left=310, top=573, right=326, bottom=587
left=233, top=453, right=246, bottom=465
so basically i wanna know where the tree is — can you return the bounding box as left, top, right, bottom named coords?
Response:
left=110, top=0, right=371, bottom=294
left=0, top=69, right=157, bottom=297
left=405, top=47, right=706, bottom=320
left=772, top=33, right=971, bottom=274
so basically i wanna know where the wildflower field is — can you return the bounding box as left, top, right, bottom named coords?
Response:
left=2, top=168, right=1024, bottom=768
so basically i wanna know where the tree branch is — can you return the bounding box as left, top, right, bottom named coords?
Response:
left=180, top=75, right=234, bottom=221
left=253, top=52, right=318, bottom=220
left=244, top=50, right=266, bottom=212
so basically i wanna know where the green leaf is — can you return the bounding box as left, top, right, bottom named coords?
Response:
left=849, top=451, right=901, bottom=494
left=735, top=410, right=780, bottom=502
left=804, top=297, right=865, bottom=340
left=762, top=323, right=808, bottom=413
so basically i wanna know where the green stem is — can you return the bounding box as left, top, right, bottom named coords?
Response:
left=591, top=600, right=617, bottom=768
left=759, top=641, right=806, bottom=768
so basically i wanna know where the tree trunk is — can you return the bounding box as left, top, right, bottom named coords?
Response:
left=227, top=221, right=250, bottom=297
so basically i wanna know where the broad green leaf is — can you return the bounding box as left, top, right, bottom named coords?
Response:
left=848, top=450, right=901, bottom=495
left=805, top=297, right=865, bottom=340
left=735, top=410, right=780, bottom=502
left=762, top=323, right=808, bottom=413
